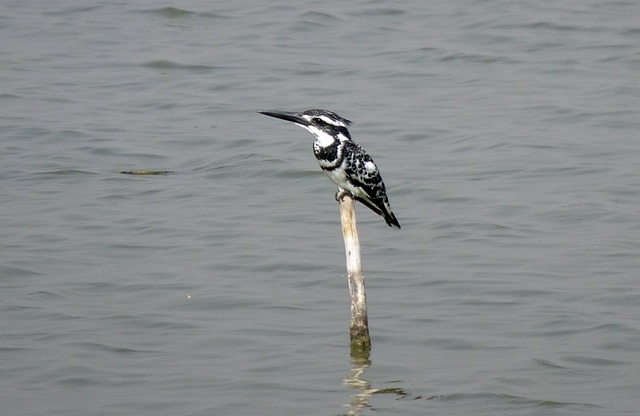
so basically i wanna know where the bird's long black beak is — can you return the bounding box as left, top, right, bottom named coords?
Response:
left=258, top=110, right=310, bottom=127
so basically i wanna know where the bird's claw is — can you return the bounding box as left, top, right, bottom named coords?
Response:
left=335, top=189, right=354, bottom=202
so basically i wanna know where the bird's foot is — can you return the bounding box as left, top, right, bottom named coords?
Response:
left=335, top=189, right=354, bottom=202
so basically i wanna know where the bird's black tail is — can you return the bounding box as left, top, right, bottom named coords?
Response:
left=354, top=196, right=401, bottom=229
left=384, top=211, right=401, bottom=229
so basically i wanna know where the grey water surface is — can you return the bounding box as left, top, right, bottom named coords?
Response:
left=2, top=1, right=639, bottom=415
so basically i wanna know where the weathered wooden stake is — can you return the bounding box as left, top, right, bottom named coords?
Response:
left=337, top=190, right=371, bottom=352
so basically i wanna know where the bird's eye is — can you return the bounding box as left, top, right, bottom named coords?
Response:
left=313, top=117, right=325, bottom=125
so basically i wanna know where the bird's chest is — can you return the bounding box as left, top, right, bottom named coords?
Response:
left=313, top=140, right=340, bottom=164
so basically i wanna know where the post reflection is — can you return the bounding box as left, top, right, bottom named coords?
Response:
left=341, top=349, right=407, bottom=415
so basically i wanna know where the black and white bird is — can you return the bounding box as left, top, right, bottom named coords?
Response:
left=259, top=109, right=400, bottom=229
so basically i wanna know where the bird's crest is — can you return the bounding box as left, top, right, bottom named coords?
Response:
left=302, top=109, right=352, bottom=128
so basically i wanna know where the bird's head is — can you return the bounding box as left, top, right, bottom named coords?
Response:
left=259, top=109, right=352, bottom=142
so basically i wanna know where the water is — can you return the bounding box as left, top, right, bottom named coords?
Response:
left=2, top=0, right=639, bottom=415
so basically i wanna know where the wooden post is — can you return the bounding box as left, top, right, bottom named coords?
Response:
left=337, top=190, right=371, bottom=352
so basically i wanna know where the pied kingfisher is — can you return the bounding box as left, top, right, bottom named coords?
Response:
left=259, top=109, right=400, bottom=229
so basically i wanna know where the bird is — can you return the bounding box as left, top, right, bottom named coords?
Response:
left=259, top=109, right=400, bottom=229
